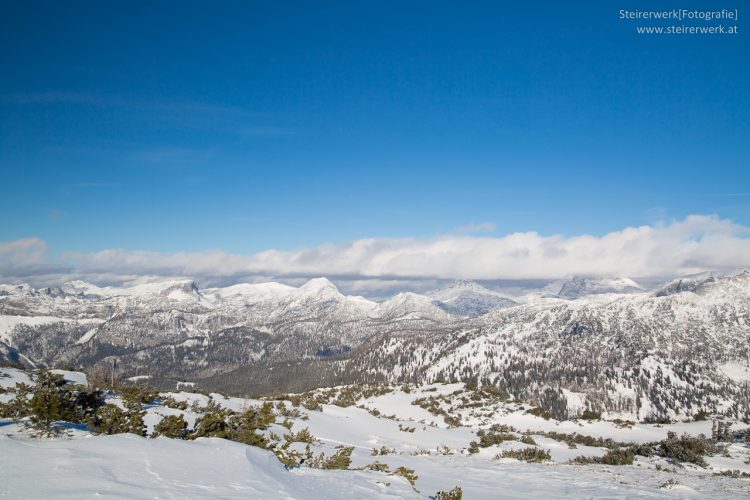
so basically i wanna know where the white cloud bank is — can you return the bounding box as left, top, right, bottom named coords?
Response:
left=1, top=215, right=749, bottom=287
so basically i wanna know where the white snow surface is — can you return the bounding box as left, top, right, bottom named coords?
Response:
left=427, top=280, right=518, bottom=316
left=0, top=434, right=417, bottom=499
left=556, top=276, right=644, bottom=299
left=50, top=369, right=88, bottom=386
left=1, top=372, right=750, bottom=498
left=719, top=361, right=750, bottom=383
left=0, top=367, right=31, bottom=389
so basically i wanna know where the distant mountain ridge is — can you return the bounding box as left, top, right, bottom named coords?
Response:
left=428, top=280, right=517, bottom=317
left=1, top=272, right=748, bottom=421
left=555, top=276, right=643, bottom=299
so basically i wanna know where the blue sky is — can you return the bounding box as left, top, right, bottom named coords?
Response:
left=1, top=0, right=748, bottom=260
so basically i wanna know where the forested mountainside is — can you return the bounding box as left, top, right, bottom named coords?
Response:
left=2, top=272, right=749, bottom=421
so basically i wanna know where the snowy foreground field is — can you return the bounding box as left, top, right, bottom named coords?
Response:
left=2, top=368, right=750, bottom=499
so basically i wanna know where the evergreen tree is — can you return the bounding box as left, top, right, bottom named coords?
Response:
left=120, top=384, right=159, bottom=405
left=153, top=414, right=189, bottom=439
left=121, top=388, right=148, bottom=436
left=191, top=400, right=229, bottom=439
left=227, top=401, right=277, bottom=447
left=229, top=420, right=267, bottom=447
left=89, top=404, right=128, bottom=435
left=124, top=399, right=147, bottom=436
left=29, top=371, right=74, bottom=435
left=0, top=382, right=32, bottom=419
left=322, top=446, right=354, bottom=470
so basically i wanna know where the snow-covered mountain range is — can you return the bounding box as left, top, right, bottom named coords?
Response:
left=428, top=280, right=518, bottom=316
left=555, top=276, right=643, bottom=299
left=1, top=272, right=749, bottom=421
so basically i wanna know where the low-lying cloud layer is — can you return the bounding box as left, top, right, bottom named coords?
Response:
left=2, top=215, right=749, bottom=292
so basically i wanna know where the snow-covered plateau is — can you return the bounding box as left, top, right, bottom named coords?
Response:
left=1, top=368, right=750, bottom=498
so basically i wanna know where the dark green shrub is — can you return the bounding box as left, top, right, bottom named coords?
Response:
left=391, top=466, right=418, bottom=487
left=444, top=415, right=462, bottom=427
left=0, top=382, right=32, bottom=419
left=302, top=397, right=321, bottom=411
left=365, top=461, right=390, bottom=472
left=535, top=430, right=625, bottom=449
left=121, top=384, right=159, bottom=405
left=29, top=371, right=74, bottom=433
left=693, top=410, right=709, bottom=422
left=520, top=435, right=537, bottom=445
left=475, top=424, right=519, bottom=447
left=600, top=448, right=635, bottom=465
left=284, top=427, right=315, bottom=443
left=478, top=385, right=509, bottom=400
left=571, top=449, right=635, bottom=466
left=630, top=432, right=724, bottom=467
left=629, top=442, right=655, bottom=457
left=580, top=410, right=601, bottom=420
left=499, top=447, right=551, bottom=462
left=322, top=446, right=354, bottom=469
left=89, top=404, right=128, bottom=435
left=644, top=415, right=672, bottom=424
left=715, top=469, right=750, bottom=478
left=225, top=403, right=277, bottom=448
left=657, top=433, right=714, bottom=467
left=612, top=419, right=635, bottom=429
left=153, top=414, right=189, bottom=439
left=191, top=400, right=230, bottom=439
left=371, top=445, right=396, bottom=456
left=29, top=370, right=103, bottom=435
left=526, top=407, right=552, bottom=420
left=570, top=455, right=597, bottom=464
left=161, top=396, right=189, bottom=411
left=435, top=486, right=463, bottom=499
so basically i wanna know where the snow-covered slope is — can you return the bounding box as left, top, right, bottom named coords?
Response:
left=0, top=283, right=36, bottom=297
left=0, top=433, right=422, bottom=499
left=2, top=368, right=749, bottom=499
left=374, top=292, right=451, bottom=321
left=655, top=270, right=750, bottom=297
left=556, top=276, right=643, bottom=299
left=350, top=271, right=750, bottom=420
left=428, top=280, right=517, bottom=317
left=206, top=281, right=296, bottom=303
